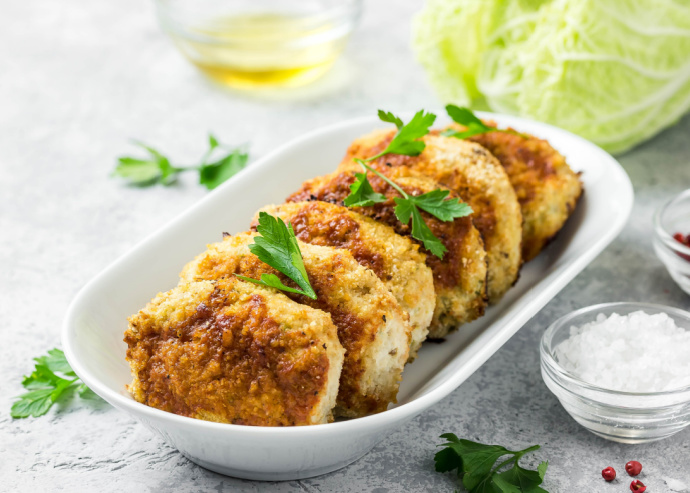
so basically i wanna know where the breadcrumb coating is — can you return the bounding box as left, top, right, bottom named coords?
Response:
left=340, top=130, right=522, bottom=304
left=464, top=122, right=583, bottom=261
left=180, top=232, right=412, bottom=417
left=254, top=201, right=435, bottom=360
left=288, top=167, right=487, bottom=338
left=125, top=277, right=344, bottom=426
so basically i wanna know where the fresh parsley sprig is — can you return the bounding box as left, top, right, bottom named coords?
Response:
left=343, top=109, right=472, bottom=258
left=435, top=434, right=549, bottom=493
left=113, top=134, right=248, bottom=189
left=237, top=212, right=317, bottom=300
left=343, top=109, right=436, bottom=208
left=349, top=160, right=471, bottom=258
left=11, top=348, right=98, bottom=419
left=343, top=168, right=387, bottom=207
left=369, top=109, right=437, bottom=158
left=442, top=105, right=527, bottom=139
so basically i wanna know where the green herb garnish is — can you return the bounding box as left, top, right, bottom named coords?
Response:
left=343, top=109, right=472, bottom=258
left=370, top=109, right=437, bottom=158
left=113, top=134, right=248, bottom=189
left=442, top=105, right=526, bottom=139
left=237, top=212, right=317, bottom=300
left=342, top=170, right=387, bottom=207
left=376, top=110, right=404, bottom=129
left=11, top=348, right=98, bottom=419
left=435, top=434, right=549, bottom=493
left=353, top=160, right=472, bottom=258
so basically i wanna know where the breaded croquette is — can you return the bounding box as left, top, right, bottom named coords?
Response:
left=125, top=277, right=345, bottom=426
left=254, top=201, right=435, bottom=360
left=339, top=131, right=522, bottom=304
left=180, top=232, right=412, bottom=418
left=450, top=122, right=583, bottom=261
left=287, top=167, right=487, bottom=339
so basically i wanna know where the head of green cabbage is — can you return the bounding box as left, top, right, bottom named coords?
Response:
left=413, top=0, right=690, bottom=153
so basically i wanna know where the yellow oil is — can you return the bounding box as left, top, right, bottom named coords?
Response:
left=171, top=13, right=347, bottom=88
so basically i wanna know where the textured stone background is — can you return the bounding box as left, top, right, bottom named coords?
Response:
left=2, top=1, right=690, bottom=491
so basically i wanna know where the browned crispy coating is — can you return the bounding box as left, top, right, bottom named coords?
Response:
left=452, top=122, right=583, bottom=261
left=253, top=201, right=435, bottom=360
left=339, top=131, right=522, bottom=304
left=180, top=233, right=412, bottom=418
left=125, top=277, right=345, bottom=426
left=287, top=167, right=487, bottom=338
left=125, top=116, right=584, bottom=427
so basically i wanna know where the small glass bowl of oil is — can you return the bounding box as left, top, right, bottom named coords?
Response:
left=155, top=0, right=362, bottom=89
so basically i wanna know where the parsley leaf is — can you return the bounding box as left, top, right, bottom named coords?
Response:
left=343, top=171, right=387, bottom=207
left=371, top=109, right=437, bottom=159
left=34, top=348, right=76, bottom=376
left=446, top=104, right=485, bottom=127
left=113, top=134, right=248, bottom=189
left=358, top=160, right=472, bottom=259
left=237, top=273, right=314, bottom=297
left=347, top=163, right=472, bottom=259
left=394, top=196, right=453, bottom=258
left=11, top=348, right=98, bottom=419
left=406, top=189, right=473, bottom=221
left=493, top=463, right=548, bottom=493
left=113, top=142, right=178, bottom=186
left=434, top=434, right=548, bottom=493
left=238, top=212, right=317, bottom=300
left=407, top=205, right=448, bottom=258
left=199, top=147, right=249, bottom=190
left=443, top=105, right=527, bottom=140
left=12, top=389, right=56, bottom=418
left=434, top=446, right=462, bottom=473
left=377, top=110, right=404, bottom=130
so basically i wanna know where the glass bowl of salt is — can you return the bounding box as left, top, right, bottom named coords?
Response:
left=540, top=302, right=690, bottom=444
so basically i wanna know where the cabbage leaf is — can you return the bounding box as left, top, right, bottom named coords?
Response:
left=413, top=0, right=690, bottom=153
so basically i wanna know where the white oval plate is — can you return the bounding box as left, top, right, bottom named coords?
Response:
left=62, top=112, right=633, bottom=481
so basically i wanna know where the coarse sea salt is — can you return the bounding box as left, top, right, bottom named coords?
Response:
left=554, top=311, right=690, bottom=393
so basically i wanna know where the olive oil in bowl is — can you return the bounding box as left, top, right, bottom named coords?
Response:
left=157, top=4, right=361, bottom=89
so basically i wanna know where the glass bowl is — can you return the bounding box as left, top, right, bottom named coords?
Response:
left=155, top=0, right=362, bottom=89
left=654, top=189, right=690, bottom=295
left=540, top=302, right=690, bottom=444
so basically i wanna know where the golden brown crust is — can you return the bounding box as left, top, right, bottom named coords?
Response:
left=256, top=202, right=388, bottom=278
left=287, top=168, right=487, bottom=338
left=254, top=201, right=435, bottom=360
left=180, top=233, right=412, bottom=418
left=451, top=122, right=583, bottom=261
left=340, top=130, right=522, bottom=304
left=124, top=277, right=344, bottom=426
left=124, top=118, right=583, bottom=427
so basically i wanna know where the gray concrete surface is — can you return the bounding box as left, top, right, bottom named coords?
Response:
left=2, top=1, right=689, bottom=491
